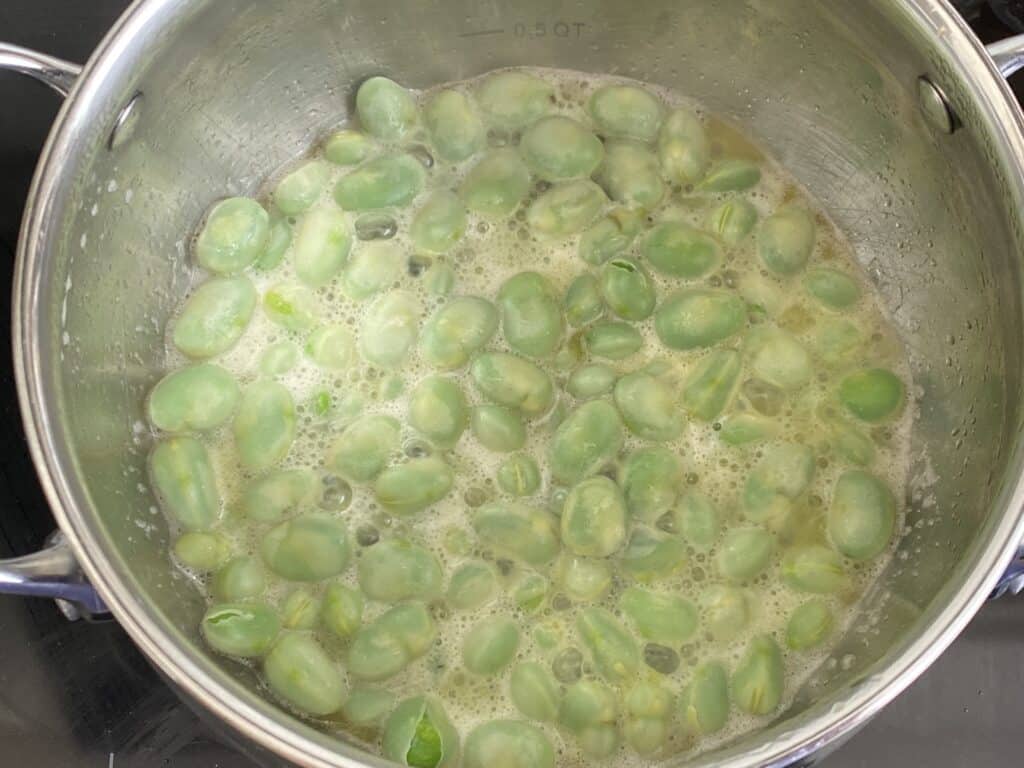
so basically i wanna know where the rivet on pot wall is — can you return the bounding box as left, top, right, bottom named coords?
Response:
left=108, top=91, right=143, bottom=150
left=917, top=76, right=959, bottom=135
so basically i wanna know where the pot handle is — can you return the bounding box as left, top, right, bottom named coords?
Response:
left=0, top=44, right=108, bottom=620
left=987, top=33, right=1024, bottom=78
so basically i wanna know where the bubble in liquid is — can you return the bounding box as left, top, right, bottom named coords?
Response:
left=356, top=524, right=380, bottom=547
left=320, top=474, right=352, bottom=511
left=407, top=144, right=435, bottom=168
left=355, top=212, right=398, bottom=241
left=742, top=378, right=785, bottom=416
left=552, top=648, right=583, bottom=683
left=643, top=643, right=680, bottom=675
left=464, top=486, right=490, bottom=507
left=409, top=253, right=433, bottom=277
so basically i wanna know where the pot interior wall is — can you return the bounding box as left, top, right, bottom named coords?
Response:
left=39, top=0, right=1024, bottom=763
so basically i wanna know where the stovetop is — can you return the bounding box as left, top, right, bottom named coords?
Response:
left=1, top=1, right=1023, bottom=766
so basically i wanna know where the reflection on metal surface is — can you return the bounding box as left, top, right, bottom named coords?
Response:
left=917, top=76, right=960, bottom=134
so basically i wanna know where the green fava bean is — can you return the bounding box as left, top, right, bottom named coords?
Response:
left=521, top=116, right=604, bottom=181
left=556, top=554, right=612, bottom=602
left=281, top=589, right=321, bottom=630
left=255, top=216, right=293, bottom=271
left=655, top=289, right=747, bottom=350
left=292, top=206, right=352, bottom=287
left=527, top=180, right=608, bottom=239
left=560, top=680, right=620, bottom=758
left=211, top=556, right=266, bottom=601
left=274, top=160, right=330, bottom=216
left=324, top=129, right=375, bottom=166
left=356, top=76, right=417, bottom=140
left=447, top=560, right=498, bottom=611
left=621, top=586, right=698, bottom=645
left=579, top=207, right=645, bottom=265
left=815, top=317, right=864, bottom=367
left=241, top=468, right=318, bottom=522
left=680, top=662, right=730, bottom=737
left=173, top=276, right=257, bottom=359
left=564, top=274, right=603, bottom=328
left=383, top=696, right=460, bottom=768
left=411, top=191, right=467, bottom=254
left=746, top=326, right=812, bottom=391
left=619, top=446, right=680, bottom=523
left=758, top=206, right=816, bottom=275
left=642, top=222, right=721, bottom=279
left=419, top=296, right=499, bottom=370
left=597, top=140, right=666, bottom=209
left=463, top=721, right=555, bottom=768
left=567, top=364, right=617, bottom=400
left=828, top=470, right=897, bottom=560
left=327, top=414, right=400, bottom=483
left=150, top=437, right=220, bottom=531
left=830, top=418, right=876, bottom=466
left=473, top=501, right=560, bottom=565
left=463, top=616, right=520, bottom=676
left=342, top=241, right=403, bottom=300
left=147, top=363, right=239, bottom=433
left=471, top=352, right=555, bottom=416
left=732, top=635, right=784, bottom=715
left=601, top=258, right=656, bottom=321
left=374, top=457, right=454, bottom=515
left=409, top=376, right=468, bottom=447
left=621, top=526, right=687, bottom=581
left=624, top=681, right=674, bottom=756
left=549, top=400, right=624, bottom=485
left=343, top=687, right=396, bottom=728
left=476, top=71, right=553, bottom=129
left=839, top=368, right=905, bottom=422
left=424, top=261, right=456, bottom=297
left=676, top=490, right=722, bottom=552
left=347, top=603, right=437, bottom=681
left=510, top=661, right=560, bottom=721
left=719, top=413, right=781, bottom=446
left=359, top=538, right=442, bottom=603
left=589, top=84, right=663, bottom=142
left=742, top=443, right=815, bottom=526
left=782, top=545, right=848, bottom=594
left=577, top=606, right=640, bottom=684
left=682, top=348, right=742, bottom=421
left=259, top=341, right=299, bottom=376
left=233, top=381, right=295, bottom=472
left=717, top=526, right=774, bottom=583
left=263, top=282, right=318, bottom=333
left=657, top=108, right=711, bottom=184
left=498, top=272, right=564, bottom=357
left=173, top=531, right=231, bottom=571
left=497, top=453, right=541, bottom=497
left=786, top=598, right=834, bottom=650
left=804, top=267, right=861, bottom=309
left=360, top=290, right=421, bottom=369
left=513, top=573, right=549, bottom=612
left=702, top=585, right=752, bottom=642
left=458, top=149, right=531, bottom=217
left=202, top=602, right=280, bottom=658
left=706, top=197, right=759, bottom=245
left=584, top=321, right=643, bottom=360
left=195, top=197, right=269, bottom=274
left=305, top=324, right=357, bottom=370
left=424, top=89, right=485, bottom=162
left=696, top=158, right=762, bottom=193
left=263, top=632, right=346, bottom=716
left=472, top=405, right=526, bottom=452
left=334, top=153, right=426, bottom=210
left=614, top=371, right=683, bottom=441
left=261, top=513, right=351, bottom=581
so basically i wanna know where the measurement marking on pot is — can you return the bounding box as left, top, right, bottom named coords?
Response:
left=459, top=22, right=587, bottom=39
left=459, top=28, right=505, bottom=38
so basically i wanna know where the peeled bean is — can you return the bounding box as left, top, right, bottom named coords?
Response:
left=560, top=475, right=628, bottom=557
left=521, top=116, right=604, bottom=181
left=274, top=160, right=330, bottom=216
left=233, top=381, right=296, bottom=472
left=497, top=271, right=564, bottom=357
left=758, top=206, right=816, bottom=275
left=620, top=526, right=687, bottom=582
left=680, top=662, right=730, bottom=737
left=560, top=680, right=620, bottom=758
left=324, top=129, right=375, bottom=166
left=742, top=443, right=815, bottom=527
left=201, top=602, right=280, bottom=658
left=264, top=633, right=347, bottom=717
left=510, top=661, right=560, bottom=721
left=195, top=197, right=269, bottom=274
left=173, top=531, right=231, bottom=571
left=463, top=616, right=520, bottom=676
left=262, top=282, right=319, bottom=333
left=567, top=363, right=617, bottom=400
left=471, top=352, right=554, bottom=416
left=419, top=296, right=499, bottom=370
left=589, top=84, right=663, bottom=142
left=746, top=326, right=812, bottom=391
left=447, top=560, right=498, bottom=611
left=241, top=468, right=318, bottom=522
left=682, top=348, right=741, bottom=421
left=341, top=241, right=403, bottom=300
left=334, top=153, right=426, bottom=210
left=838, top=368, right=905, bottom=422
left=411, top=190, right=467, bottom=254
left=321, top=583, right=364, bottom=639
left=719, top=413, right=781, bottom=446
left=424, top=89, right=485, bottom=162
left=815, top=317, right=864, bottom=367
left=583, top=321, right=643, bottom=360
left=473, top=501, right=560, bottom=565
left=374, top=456, right=454, bottom=515
left=706, top=197, right=758, bottom=245
left=621, top=586, right=698, bottom=645
left=292, top=206, right=352, bottom=287
left=173, top=276, right=257, bottom=359
left=211, top=556, right=265, bottom=601
left=347, top=603, right=436, bottom=681
left=782, top=545, right=849, bottom=594
left=359, top=290, right=421, bottom=369
left=150, top=437, right=220, bottom=531
left=281, top=588, right=321, bottom=630
left=408, top=376, right=468, bottom=447
left=619, top=446, right=681, bottom=523
left=657, top=108, right=710, bottom=184
left=614, top=371, right=684, bottom=441
left=471, top=405, right=527, bottom=452
left=576, top=606, right=639, bottom=684
left=716, top=526, right=774, bottom=583
left=261, top=513, right=351, bottom=581
left=828, top=470, right=897, bottom=560
left=579, top=207, right=644, bottom=265
left=624, top=681, right=674, bottom=756
left=549, top=400, right=624, bottom=485
left=803, top=267, right=861, bottom=309
left=383, top=695, right=460, bottom=768
left=556, top=554, right=612, bottom=602
left=654, top=289, right=747, bottom=350
left=731, top=635, right=784, bottom=715
left=458, top=149, right=532, bottom=217
left=343, top=687, right=396, bottom=729
left=641, top=222, right=721, bottom=278
left=356, top=76, right=417, bottom=140
left=675, top=489, right=721, bottom=552
left=463, top=721, right=554, bottom=768
left=496, top=453, right=541, bottom=497
left=786, top=598, right=834, bottom=650
left=600, top=258, right=656, bottom=321
left=255, top=217, right=292, bottom=271
left=701, top=584, right=752, bottom=642
left=476, top=71, right=553, bottom=129
left=696, top=158, right=761, bottom=193
left=147, top=364, right=239, bottom=433
left=358, top=538, right=443, bottom=602
left=564, top=273, right=603, bottom=328
left=527, top=180, right=608, bottom=238
left=597, top=140, right=666, bottom=209
left=327, top=414, right=400, bottom=483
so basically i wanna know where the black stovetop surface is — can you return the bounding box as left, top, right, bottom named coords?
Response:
left=1, top=2, right=1022, bottom=766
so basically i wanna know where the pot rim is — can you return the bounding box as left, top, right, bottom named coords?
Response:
left=13, top=1, right=1024, bottom=766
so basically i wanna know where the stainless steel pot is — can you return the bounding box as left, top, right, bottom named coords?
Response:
left=2, top=1, right=1024, bottom=765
